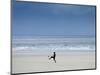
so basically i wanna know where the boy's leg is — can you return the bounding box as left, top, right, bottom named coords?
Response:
left=53, top=58, right=56, bottom=63
left=49, top=56, right=52, bottom=60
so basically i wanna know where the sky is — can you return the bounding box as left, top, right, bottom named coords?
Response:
left=12, top=1, right=96, bottom=37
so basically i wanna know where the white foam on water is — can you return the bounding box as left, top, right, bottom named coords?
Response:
left=12, top=37, right=95, bottom=54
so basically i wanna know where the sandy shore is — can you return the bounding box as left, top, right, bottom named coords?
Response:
left=12, top=51, right=95, bottom=74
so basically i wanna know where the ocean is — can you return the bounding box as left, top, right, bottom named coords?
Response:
left=12, top=36, right=95, bottom=55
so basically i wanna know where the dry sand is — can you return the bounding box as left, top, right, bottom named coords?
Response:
left=12, top=51, right=95, bottom=74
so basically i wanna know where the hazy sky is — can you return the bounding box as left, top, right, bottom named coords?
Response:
left=12, top=1, right=96, bottom=37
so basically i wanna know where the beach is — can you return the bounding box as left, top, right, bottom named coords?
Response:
left=12, top=51, right=95, bottom=74
left=12, top=2, right=96, bottom=74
